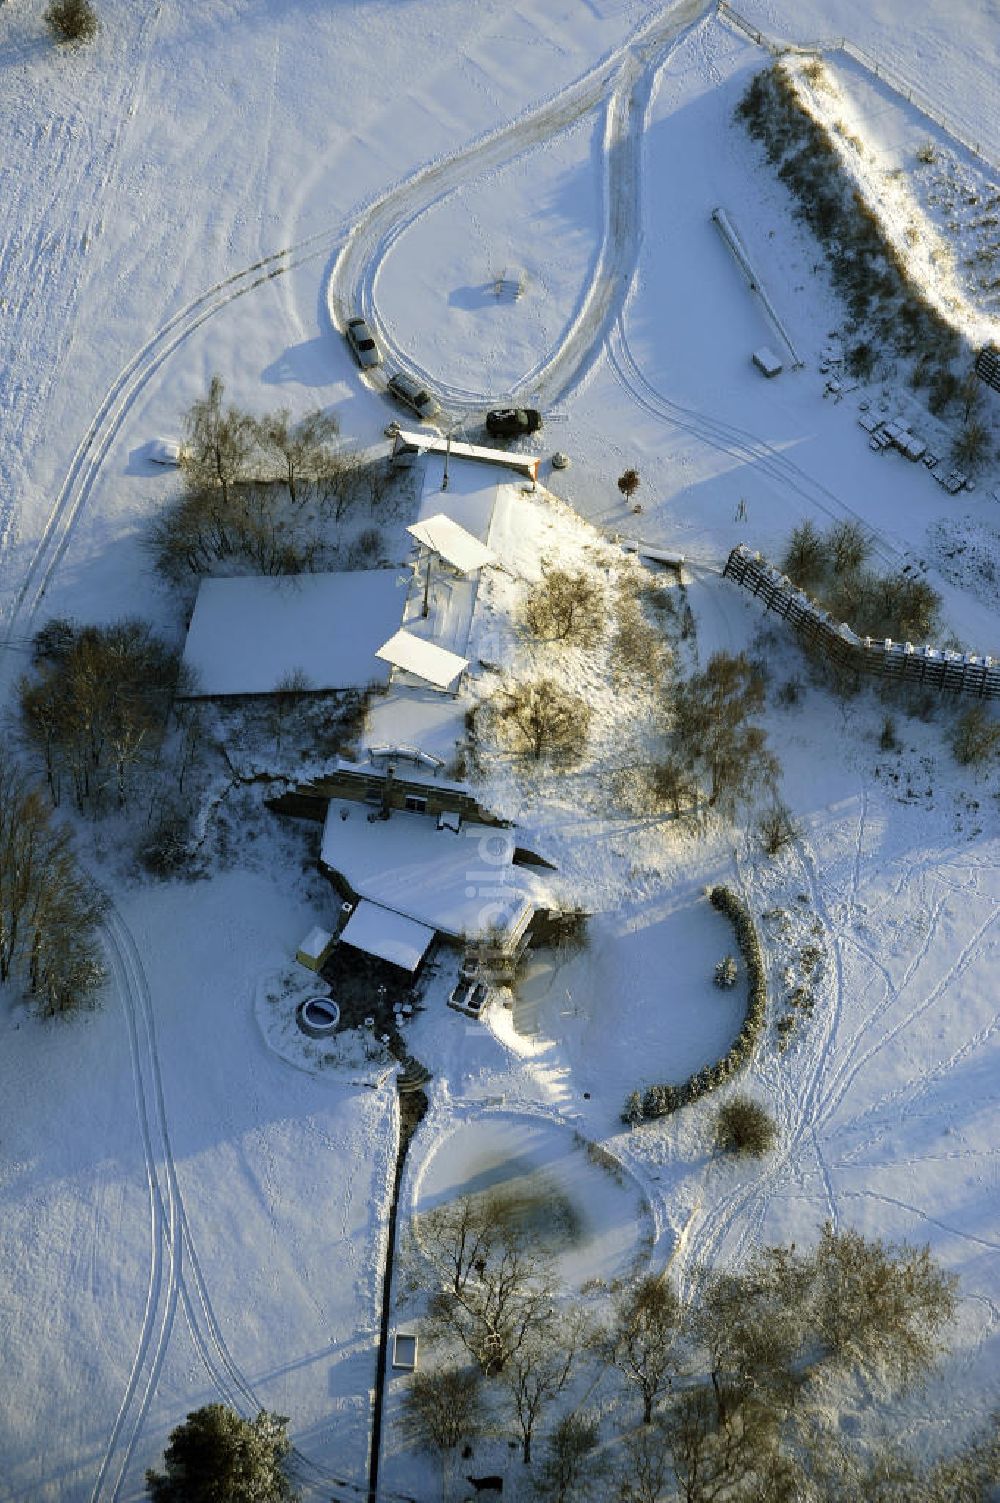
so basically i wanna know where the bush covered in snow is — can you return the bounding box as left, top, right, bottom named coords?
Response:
left=45, top=0, right=99, bottom=44
left=714, top=955, right=739, bottom=988
left=715, top=1093, right=778, bottom=1156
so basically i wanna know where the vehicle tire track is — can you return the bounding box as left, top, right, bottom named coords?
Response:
left=328, top=0, right=713, bottom=419
left=606, top=318, right=905, bottom=567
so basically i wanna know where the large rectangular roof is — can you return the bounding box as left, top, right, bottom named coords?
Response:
left=339, top=900, right=435, bottom=972
left=181, top=570, right=403, bottom=697
left=376, top=629, right=468, bottom=691
left=321, top=801, right=542, bottom=945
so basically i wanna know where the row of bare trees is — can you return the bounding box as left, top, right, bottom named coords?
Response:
left=0, top=765, right=106, bottom=1015
left=20, top=617, right=185, bottom=814
left=150, top=375, right=389, bottom=580
left=401, top=1193, right=995, bottom=1502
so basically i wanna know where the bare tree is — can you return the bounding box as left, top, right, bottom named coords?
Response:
left=524, top=568, right=606, bottom=645
left=811, top=1222, right=957, bottom=1388
left=493, top=678, right=591, bottom=763
left=501, top=1313, right=583, bottom=1463
left=672, top=652, right=776, bottom=813
left=780, top=521, right=824, bottom=587
left=416, top=1193, right=557, bottom=1378
left=0, top=765, right=106, bottom=1014
left=600, top=1275, right=683, bottom=1424
left=828, top=519, right=871, bottom=576
left=756, top=801, right=798, bottom=856
left=950, top=704, right=1000, bottom=766
left=533, top=1413, right=605, bottom=1503
left=258, top=408, right=340, bottom=507
left=45, top=0, right=98, bottom=43
left=181, top=375, right=259, bottom=508
left=400, top=1367, right=483, bottom=1503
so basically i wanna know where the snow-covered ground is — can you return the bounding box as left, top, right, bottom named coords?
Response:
left=1, top=0, right=999, bottom=1497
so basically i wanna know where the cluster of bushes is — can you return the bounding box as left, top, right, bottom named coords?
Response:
left=149, top=376, right=390, bottom=582
left=20, top=618, right=186, bottom=815
left=736, top=65, right=970, bottom=410
left=781, top=518, right=941, bottom=642
left=622, top=885, right=767, bottom=1124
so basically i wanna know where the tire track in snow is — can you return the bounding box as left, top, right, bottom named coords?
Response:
left=605, top=318, right=905, bottom=568
left=98, top=909, right=393, bottom=1503
left=328, top=0, right=714, bottom=417
left=1, top=238, right=331, bottom=646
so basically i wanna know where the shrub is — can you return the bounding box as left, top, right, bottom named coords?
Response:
left=492, top=677, right=591, bottom=762
left=45, top=0, right=99, bottom=43
left=951, top=417, right=991, bottom=471
left=757, top=801, right=798, bottom=856
left=715, top=1094, right=778, bottom=1156
left=714, top=956, right=739, bottom=989
left=523, top=567, right=605, bottom=644
left=951, top=704, right=1000, bottom=765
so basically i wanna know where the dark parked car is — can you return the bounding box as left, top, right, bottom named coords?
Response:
left=345, top=316, right=381, bottom=368
left=387, top=372, right=440, bottom=421
left=486, top=407, right=542, bottom=438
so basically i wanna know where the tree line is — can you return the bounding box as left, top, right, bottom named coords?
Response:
left=0, top=764, right=105, bottom=1015
left=397, top=1193, right=997, bottom=1503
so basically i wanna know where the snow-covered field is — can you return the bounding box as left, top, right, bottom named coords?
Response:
left=1, top=0, right=999, bottom=1497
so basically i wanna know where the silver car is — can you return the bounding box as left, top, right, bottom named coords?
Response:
left=387, top=372, right=440, bottom=421
left=345, top=316, right=381, bottom=369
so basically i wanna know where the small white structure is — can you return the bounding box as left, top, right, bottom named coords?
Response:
left=148, top=437, right=184, bottom=466
left=376, top=629, right=468, bottom=692
left=752, top=346, right=783, bottom=378
left=392, top=1332, right=418, bottom=1370
left=339, top=900, right=435, bottom=973
left=295, top=926, right=336, bottom=972
left=392, top=428, right=540, bottom=482
left=407, top=514, right=497, bottom=575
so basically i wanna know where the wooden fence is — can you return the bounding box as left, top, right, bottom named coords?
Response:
left=723, top=544, right=1000, bottom=699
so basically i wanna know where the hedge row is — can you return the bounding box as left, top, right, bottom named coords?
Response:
left=621, top=886, right=767, bottom=1125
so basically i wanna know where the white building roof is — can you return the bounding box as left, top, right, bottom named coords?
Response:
left=297, top=926, right=334, bottom=960
left=181, top=570, right=403, bottom=697
left=321, top=801, right=543, bottom=945
left=393, top=429, right=539, bottom=480
left=339, top=900, right=435, bottom=972
left=407, top=513, right=498, bottom=574
left=376, top=629, right=468, bottom=691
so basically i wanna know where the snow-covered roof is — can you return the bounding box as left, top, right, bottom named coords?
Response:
left=338, top=900, right=435, bottom=972
left=297, top=925, right=334, bottom=960
left=376, top=629, right=468, bottom=690
left=321, top=801, right=542, bottom=944
left=407, top=513, right=498, bottom=574
left=181, top=570, right=403, bottom=697
left=393, top=429, right=539, bottom=480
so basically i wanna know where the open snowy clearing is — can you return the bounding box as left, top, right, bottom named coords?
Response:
left=1, top=0, right=999, bottom=1497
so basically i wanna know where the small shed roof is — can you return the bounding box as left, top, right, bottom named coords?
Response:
left=407, top=514, right=498, bottom=574
left=298, top=926, right=334, bottom=960
left=376, top=629, right=468, bottom=690
left=339, top=900, right=435, bottom=972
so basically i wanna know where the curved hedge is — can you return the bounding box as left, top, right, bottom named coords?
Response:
left=622, top=885, right=767, bottom=1125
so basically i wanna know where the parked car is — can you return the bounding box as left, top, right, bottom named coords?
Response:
left=387, top=372, right=440, bottom=421
left=467, top=980, right=490, bottom=1016
left=449, top=979, right=474, bottom=1009
left=345, top=316, right=381, bottom=369
left=486, top=407, right=542, bottom=438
